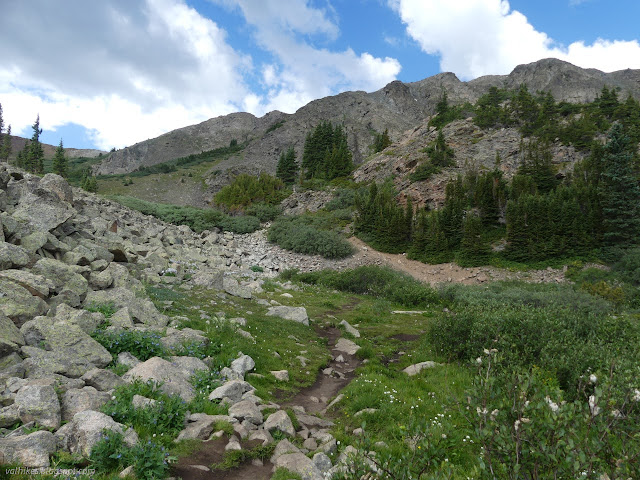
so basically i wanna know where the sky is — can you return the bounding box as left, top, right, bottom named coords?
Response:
left=1, top=0, right=639, bottom=151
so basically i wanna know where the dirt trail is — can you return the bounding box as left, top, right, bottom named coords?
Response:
left=172, top=305, right=363, bottom=480
left=346, top=236, right=566, bottom=286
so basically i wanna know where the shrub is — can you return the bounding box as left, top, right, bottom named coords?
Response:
left=103, top=380, right=188, bottom=443
left=220, top=214, right=261, bottom=234
left=245, top=203, right=282, bottom=222
left=214, top=173, right=289, bottom=211
left=325, top=188, right=357, bottom=211
left=92, top=329, right=165, bottom=362
left=409, top=161, right=440, bottom=182
left=268, top=217, right=353, bottom=259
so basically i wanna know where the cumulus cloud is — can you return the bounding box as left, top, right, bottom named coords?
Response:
left=212, top=0, right=401, bottom=114
left=390, top=0, right=640, bottom=80
left=0, top=0, right=251, bottom=149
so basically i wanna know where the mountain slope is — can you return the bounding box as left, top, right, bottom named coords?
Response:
left=93, top=58, right=640, bottom=185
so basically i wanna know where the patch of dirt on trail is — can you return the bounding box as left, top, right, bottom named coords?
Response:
left=171, top=438, right=271, bottom=480
left=282, top=326, right=362, bottom=414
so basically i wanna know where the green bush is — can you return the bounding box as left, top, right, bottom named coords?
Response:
left=92, top=329, right=165, bottom=362
left=268, top=217, right=353, bottom=259
left=245, top=203, right=282, bottom=222
left=108, top=195, right=261, bottom=234
left=103, top=380, right=188, bottom=443
left=325, top=188, right=357, bottom=211
left=214, top=173, right=289, bottom=211
left=409, top=161, right=440, bottom=182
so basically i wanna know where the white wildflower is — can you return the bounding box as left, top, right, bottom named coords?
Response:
left=589, top=395, right=601, bottom=416
left=589, top=374, right=597, bottom=384
left=490, top=409, right=499, bottom=421
left=514, top=419, right=521, bottom=432
left=632, top=389, right=640, bottom=402
left=475, top=357, right=482, bottom=365
left=545, top=396, right=559, bottom=413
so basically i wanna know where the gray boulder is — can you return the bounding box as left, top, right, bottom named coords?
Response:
left=339, top=320, right=361, bottom=338
left=0, top=404, right=20, bottom=428
left=123, top=357, right=195, bottom=402
left=160, top=327, right=208, bottom=351
left=264, top=410, right=295, bottom=437
left=223, top=277, right=252, bottom=299
left=191, top=269, right=223, bottom=289
left=266, top=306, right=309, bottom=326
left=333, top=338, right=360, bottom=355
left=208, top=380, right=254, bottom=403
left=169, top=356, right=209, bottom=377
left=0, top=278, right=47, bottom=327
left=402, top=361, right=440, bottom=376
left=14, top=383, right=61, bottom=429
left=0, top=315, right=25, bottom=357
left=81, top=368, right=126, bottom=391
left=84, top=288, right=168, bottom=327
left=0, top=241, right=29, bottom=271
left=0, top=430, right=57, bottom=467
left=31, top=258, right=88, bottom=300
left=61, top=386, right=111, bottom=422
left=53, top=303, right=105, bottom=334
left=274, top=453, right=323, bottom=480
left=0, top=269, right=55, bottom=298
left=55, top=410, right=138, bottom=457
left=40, top=173, right=73, bottom=203
left=20, top=319, right=112, bottom=368
left=230, top=354, right=255, bottom=378
left=21, top=346, right=96, bottom=378
left=228, top=399, right=263, bottom=425
left=12, top=185, right=75, bottom=232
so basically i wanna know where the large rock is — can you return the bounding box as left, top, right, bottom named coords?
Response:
left=191, top=269, right=223, bottom=289
left=228, top=399, right=263, bottom=425
left=0, top=430, right=57, bottom=468
left=208, top=380, right=254, bottom=403
left=31, top=258, right=89, bottom=300
left=61, top=387, right=111, bottom=422
left=230, top=354, right=255, bottom=378
left=123, top=357, right=195, bottom=402
left=53, top=303, right=105, bottom=334
left=12, top=185, right=75, bottom=232
left=21, top=346, right=96, bottom=378
left=0, top=404, right=20, bottom=428
left=266, top=306, right=309, bottom=326
left=274, top=453, right=323, bottom=480
left=39, top=173, right=74, bottom=203
left=0, top=315, right=25, bottom=356
left=0, top=242, right=29, bottom=270
left=169, top=356, right=209, bottom=377
left=223, top=277, right=252, bottom=299
left=81, top=368, right=126, bottom=391
left=20, top=318, right=112, bottom=368
left=264, top=410, right=295, bottom=437
left=14, top=383, right=61, bottom=429
left=402, top=361, right=439, bottom=376
left=339, top=320, right=361, bottom=338
left=160, top=327, right=208, bottom=350
left=0, top=278, right=47, bottom=327
left=84, top=288, right=168, bottom=327
left=333, top=338, right=360, bottom=355
left=0, top=269, right=55, bottom=298
left=176, top=420, right=215, bottom=441
left=55, top=410, right=138, bottom=457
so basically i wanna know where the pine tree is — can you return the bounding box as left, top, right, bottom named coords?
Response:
left=0, top=125, right=11, bottom=162
left=372, top=128, right=391, bottom=152
left=458, top=213, right=491, bottom=266
left=426, top=130, right=455, bottom=167
left=517, top=139, right=558, bottom=194
left=25, top=115, right=44, bottom=174
left=0, top=103, right=4, bottom=149
left=276, top=146, right=298, bottom=185
left=52, top=139, right=68, bottom=177
left=599, top=124, right=640, bottom=247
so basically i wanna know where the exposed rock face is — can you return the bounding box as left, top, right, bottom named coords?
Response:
left=93, top=59, right=640, bottom=203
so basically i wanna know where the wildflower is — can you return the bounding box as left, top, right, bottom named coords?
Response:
left=545, top=396, right=559, bottom=413
left=632, top=389, right=640, bottom=402
left=589, top=395, right=600, bottom=416
left=490, top=409, right=499, bottom=421
left=514, top=419, right=521, bottom=432
left=589, top=374, right=597, bottom=384
left=475, top=357, right=482, bottom=365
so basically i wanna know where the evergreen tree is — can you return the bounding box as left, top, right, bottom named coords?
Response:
left=0, top=103, right=4, bottom=149
left=458, top=213, right=491, bottom=266
left=0, top=125, right=11, bottom=162
left=599, top=124, right=640, bottom=247
left=426, top=130, right=455, bottom=167
left=25, top=115, right=44, bottom=174
left=372, top=128, right=392, bottom=152
left=52, top=139, right=68, bottom=177
left=511, top=84, right=541, bottom=136
left=517, top=139, right=558, bottom=194
left=302, top=121, right=353, bottom=180
left=276, top=146, right=298, bottom=185
left=82, top=176, right=98, bottom=193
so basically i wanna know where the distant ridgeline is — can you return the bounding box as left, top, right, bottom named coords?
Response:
left=355, top=86, right=640, bottom=264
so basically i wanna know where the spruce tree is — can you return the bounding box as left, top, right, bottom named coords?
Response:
left=52, top=139, right=68, bottom=178
left=0, top=125, right=11, bottom=162
left=599, top=124, right=640, bottom=247
left=426, top=130, right=455, bottom=167
left=458, top=213, right=491, bottom=266
left=372, top=128, right=391, bottom=152
left=26, top=115, right=44, bottom=174
left=276, top=146, right=298, bottom=185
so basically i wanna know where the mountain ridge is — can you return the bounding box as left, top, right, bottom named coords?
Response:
left=94, top=58, right=640, bottom=180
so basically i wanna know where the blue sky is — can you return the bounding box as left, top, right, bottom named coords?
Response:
left=1, top=0, right=639, bottom=151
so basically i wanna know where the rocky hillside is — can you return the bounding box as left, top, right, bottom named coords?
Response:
left=93, top=58, right=640, bottom=185
left=5, top=135, right=106, bottom=162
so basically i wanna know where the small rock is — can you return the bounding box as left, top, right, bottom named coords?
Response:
left=271, top=370, right=289, bottom=381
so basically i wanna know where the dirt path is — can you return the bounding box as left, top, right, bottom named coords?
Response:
left=345, top=236, right=566, bottom=286
left=172, top=304, right=363, bottom=480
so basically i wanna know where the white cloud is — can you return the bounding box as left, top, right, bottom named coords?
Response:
left=390, top=0, right=640, bottom=80
left=0, top=0, right=250, bottom=150
left=212, top=0, right=401, bottom=115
